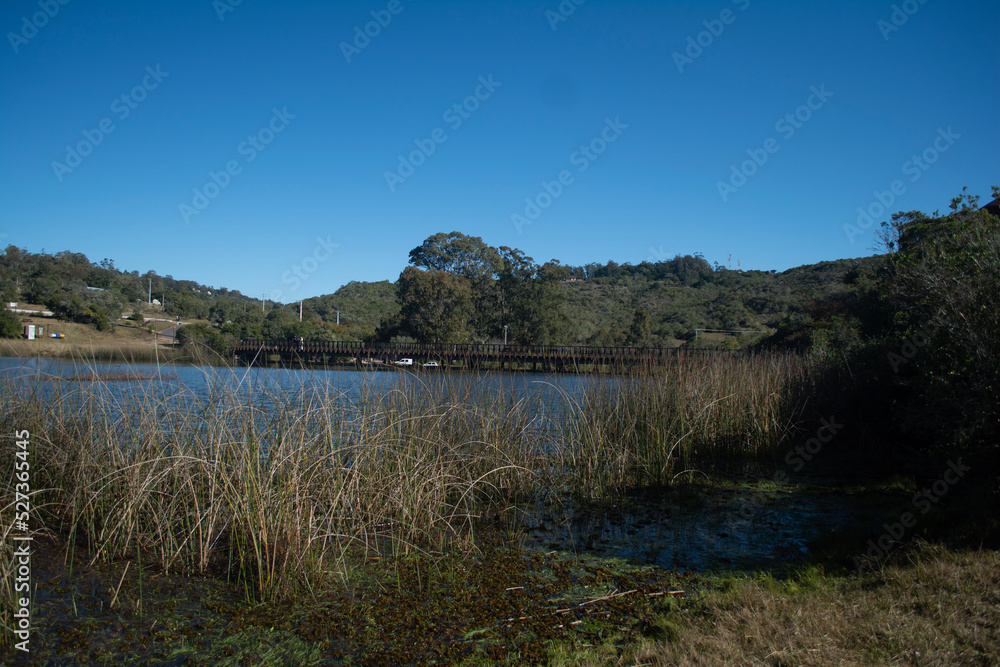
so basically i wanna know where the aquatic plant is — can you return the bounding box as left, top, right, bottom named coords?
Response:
left=0, top=349, right=815, bottom=618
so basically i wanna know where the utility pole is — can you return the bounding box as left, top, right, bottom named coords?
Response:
left=336, top=310, right=340, bottom=326
left=299, top=301, right=303, bottom=322
left=262, top=294, right=265, bottom=313
left=148, top=278, right=152, bottom=305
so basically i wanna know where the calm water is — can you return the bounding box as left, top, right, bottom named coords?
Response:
left=0, top=356, right=595, bottom=412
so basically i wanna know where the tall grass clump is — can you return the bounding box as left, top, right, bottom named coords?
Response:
left=0, top=366, right=543, bottom=607
left=555, top=351, right=816, bottom=497
left=0, top=338, right=196, bottom=365
left=0, top=350, right=823, bottom=614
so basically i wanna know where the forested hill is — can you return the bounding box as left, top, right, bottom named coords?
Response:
left=0, top=241, right=878, bottom=349
left=0, top=247, right=258, bottom=332
left=556, top=257, right=879, bottom=346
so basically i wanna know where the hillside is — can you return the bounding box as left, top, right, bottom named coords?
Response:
left=0, top=246, right=258, bottom=329
left=552, top=257, right=879, bottom=346
left=0, top=242, right=879, bottom=350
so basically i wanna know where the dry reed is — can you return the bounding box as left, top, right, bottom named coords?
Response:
left=0, top=349, right=816, bottom=631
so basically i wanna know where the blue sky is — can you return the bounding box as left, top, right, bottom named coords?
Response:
left=1, top=0, right=997, bottom=302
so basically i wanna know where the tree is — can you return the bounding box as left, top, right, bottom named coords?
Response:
left=875, top=210, right=928, bottom=254
left=0, top=306, right=21, bottom=339
left=176, top=323, right=235, bottom=356
left=408, top=232, right=500, bottom=339
left=627, top=307, right=651, bottom=346
left=519, top=260, right=568, bottom=344
left=876, top=187, right=1000, bottom=452
left=396, top=267, right=473, bottom=343
left=405, top=233, right=571, bottom=343
left=408, top=231, right=499, bottom=278
left=495, top=246, right=534, bottom=340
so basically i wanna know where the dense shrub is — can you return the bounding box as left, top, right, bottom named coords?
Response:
left=0, top=307, right=21, bottom=339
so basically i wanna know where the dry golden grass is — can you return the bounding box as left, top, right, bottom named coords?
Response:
left=0, top=369, right=544, bottom=614
left=0, top=315, right=196, bottom=364
left=560, top=544, right=1000, bottom=666
left=558, top=351, right=815, bottom=496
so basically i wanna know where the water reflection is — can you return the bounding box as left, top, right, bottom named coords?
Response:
left=0, top=356, right=598, bottom=412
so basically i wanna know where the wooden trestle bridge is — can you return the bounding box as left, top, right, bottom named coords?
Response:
left=233, top=339, right=704, bottom=372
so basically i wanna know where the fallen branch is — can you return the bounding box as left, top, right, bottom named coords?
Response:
left=579, top=589, right=638, bottom=606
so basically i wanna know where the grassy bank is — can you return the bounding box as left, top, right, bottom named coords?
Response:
left=552, top=543, right=1000, bottom=666
left=1, top=337, right=217, bottom=366
left=0, top=314, right=203, bottom=365
left=6, top=535, right=997, bottom=664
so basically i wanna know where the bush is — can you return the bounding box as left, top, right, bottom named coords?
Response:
left=870, top=190, right=1000, bottom=453
left=0, top=307, right=21, bottom=339
left=176, top=323, right=234, bottom=357
left=90, top=311, right=113, bottom=332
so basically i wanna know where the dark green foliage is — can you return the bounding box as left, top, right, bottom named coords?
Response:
left=0, top=306, right=21, bottom=338
left=393, top=235, right=570, bottom=344
left=3, top=219, right=950, bottom=357
left=870, top=189, right=1000, bottom=453
left=175, top=323, right=235, bottom=357
left=0, top=245, right=258, bottom=332
left=397, top=267, right=473, bottom=343
left=2, top=238, right=886, bottom=347
left=627, top=307, right=651, bottom=346
left=303, top=281, right=400, bottom=341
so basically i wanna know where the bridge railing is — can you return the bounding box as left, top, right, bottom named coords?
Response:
left=233, top=338, right=690, bottom=360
